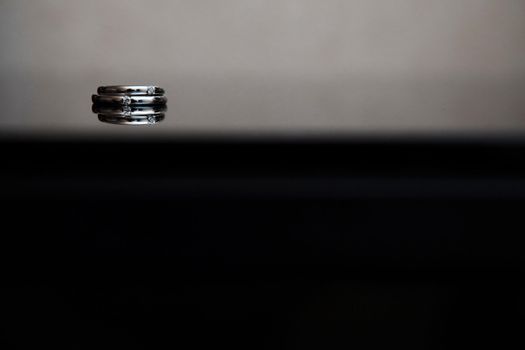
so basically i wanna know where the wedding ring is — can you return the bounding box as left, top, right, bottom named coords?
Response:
left=97, top=85, right=165, bottom=96
left=97, top=113, right=165, bottom=125
left=92, top=104, right=167, bottom=115
left=92, top=94, right=167, bottom=106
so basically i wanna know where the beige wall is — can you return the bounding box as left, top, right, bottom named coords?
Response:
left=1, top=0, right=524, bottom=81
left=1, top=0, right=524, bottom=133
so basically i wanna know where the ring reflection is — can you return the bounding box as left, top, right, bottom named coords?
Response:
left=92, top=104, right=167, bottom=126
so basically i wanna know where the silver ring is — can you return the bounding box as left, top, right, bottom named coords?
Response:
left=97, top=85, right=165, bottom=96
left=92, top=94, right=167, bottom=106
left=98, top=113, right=165, bottom=125
left=92, top=104, right=167, bottom=115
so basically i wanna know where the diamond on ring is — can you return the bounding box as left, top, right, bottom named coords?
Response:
left=122, top=96, right=132, bottom=105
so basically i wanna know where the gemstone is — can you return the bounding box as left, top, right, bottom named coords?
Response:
left=147, top=86, right=156, bottom=96
left=122, top=96, right=131, bottom=105
left=147, top=115, right=157, bottom=124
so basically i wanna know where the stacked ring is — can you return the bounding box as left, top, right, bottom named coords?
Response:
left=92, top=105, right=167, bottom=115
left=92, top=94, right=167, bottom=106
left=97, top=85, right=165, bottom=96
left=98, top=113, right=165, bottom=126
left=92, top=85, right=167, bottom=106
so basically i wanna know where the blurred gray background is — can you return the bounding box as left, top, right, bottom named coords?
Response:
left=0, top=0, right=524, bottom=134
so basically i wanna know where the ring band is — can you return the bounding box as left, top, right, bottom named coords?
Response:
left=98, top=113, right=165, bottom=125
left=92, top=104, right=167, bottom=115
left=92, top=94, right=167, bottom=106
left=97, top=85, right=165, bottom=96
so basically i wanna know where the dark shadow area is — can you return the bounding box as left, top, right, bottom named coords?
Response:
left=1, top=137, right=524, bottom=348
